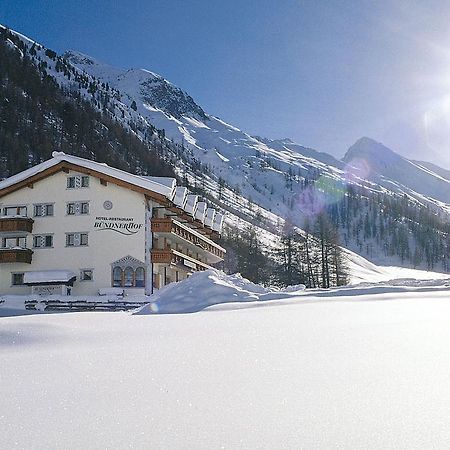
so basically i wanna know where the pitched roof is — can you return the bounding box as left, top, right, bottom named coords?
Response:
left=0, top=152, right=225, bottom=233
left=0, top=152, right=176, bottom=199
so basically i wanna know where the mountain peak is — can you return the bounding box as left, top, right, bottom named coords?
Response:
left=64, top=50, right=97, bottom=66
left=353, top=136, right=380, bottom=146
left=65, top=49, right=207, bottom=120
left=343, top=137, right=401, bottom=168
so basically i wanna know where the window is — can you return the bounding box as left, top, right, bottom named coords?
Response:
left=1, top=236, right=27, bottom=248
left=111, top=266, right=145, bottom=288
left=135, top=267, right=145, bottom=287
left=66, top=232, right=88, bottom=247
left=34, top=203, right=54, bottom=217
left=67, top=177, right=75, bottom=189
left=67, top=175, right=89, bottom=189
left=80, top=269, right=93, bottom=282
left=2, top=206, right=27, bottom=216
left=80, top=233, right=88, bottom=246
left=112, top=267, right=122, bottom=287
left=124, top=267, right=134, bottom=287
left=33, top=234, right=53, bottom=248
left=67, top=202, right=89, bottom=216
left=11, top=273, right=24, bottom=286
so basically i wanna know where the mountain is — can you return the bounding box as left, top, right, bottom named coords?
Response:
left=344, top=137, right=450, bottom=207
left=2, top=24, right=450, bottom=277
left=0, top=28, right=175, bottom=179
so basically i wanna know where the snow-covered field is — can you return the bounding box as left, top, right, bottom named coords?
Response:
left=3, top=277, right=450, bottom=449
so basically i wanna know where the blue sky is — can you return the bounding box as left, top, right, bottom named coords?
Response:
left=3, top=0, right=450, bottom=166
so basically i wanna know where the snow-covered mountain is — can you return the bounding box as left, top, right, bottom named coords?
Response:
left=3, top=24, right=450, bottom=274
left=63, top=50, right=450, bottom=212
left=344, top=137, right=450, bottom=207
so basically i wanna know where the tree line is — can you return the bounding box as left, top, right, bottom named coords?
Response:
left=220, top=212, right=348, bottom=288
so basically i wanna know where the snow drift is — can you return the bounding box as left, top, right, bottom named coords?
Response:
left=135, top=269, right=305, bottom=314
left=5, top=285, right=450, bottom=449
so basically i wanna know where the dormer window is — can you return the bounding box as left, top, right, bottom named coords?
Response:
left=67, top=175, right=89, bottom=189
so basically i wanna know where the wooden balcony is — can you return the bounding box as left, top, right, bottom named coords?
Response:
left=151, top=248, right=212, bottom=271
left=0, top=248, right=33, bottom=264
left=151, top=218, right=172, bottom=233
left=0, top=217, right=34, bottom=233
left=151, top=249, right=172, bottom=264
left=151, top=218, right=225, bottom=260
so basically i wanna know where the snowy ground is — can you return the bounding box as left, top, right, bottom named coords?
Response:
left=345, top=249, right=449, bottom=284
left=3, top=281, right=450, bottom=449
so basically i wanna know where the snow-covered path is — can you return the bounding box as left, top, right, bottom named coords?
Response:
left=3, top=287, right=450, bottom=449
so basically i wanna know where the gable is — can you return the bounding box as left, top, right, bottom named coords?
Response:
left=111, top=255, right=146, bottom=269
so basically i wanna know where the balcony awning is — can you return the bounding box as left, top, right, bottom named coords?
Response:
left=23, top=270, right=77, bottom=286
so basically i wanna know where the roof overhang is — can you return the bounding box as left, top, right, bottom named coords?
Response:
left=23, top=270, right=77, bottom=286
left=0, top=160, right=171, bottom=205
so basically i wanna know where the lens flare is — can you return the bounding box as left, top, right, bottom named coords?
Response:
left=296, top=176, right=346, bottom=218
left=315, top=176, right=346, bottom=205
left=296, top=185, right=325, bottom=217
left=423, top=95, right=450, bottom=153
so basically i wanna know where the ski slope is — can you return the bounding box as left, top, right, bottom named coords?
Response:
left=3, top=283, right=450, bottom=449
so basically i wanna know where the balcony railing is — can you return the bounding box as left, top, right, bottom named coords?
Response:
left=151, top=248, right=212, bottom=271
left=0, top=248, right=33, bottom=264
left=151, top=218, right=225, bottom=259
left=151, top=249, right=172, bottom=264
left=0, top=217, right=34, bottom=233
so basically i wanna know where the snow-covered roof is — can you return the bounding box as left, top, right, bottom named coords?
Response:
left=23, top=270, right=77, bottom=285
left=195, top=202, right=207, bottom=222
left=0, top=152, right=176, bottom=199
left=212, top=213, right=224, bottom=232
left=204, top=208, right=216, bottom=227
left=185, top=194, right=199, bottom=215
left=173, top=187, right=188, bottom=208
left=0, top=152, right=225, bottom=233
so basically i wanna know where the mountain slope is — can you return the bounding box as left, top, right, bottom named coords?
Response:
left=0, top=27, right=175, bottom=179
left=3, top=24, right=450, bottom=275
left=344, top=137, right=450, bottom=206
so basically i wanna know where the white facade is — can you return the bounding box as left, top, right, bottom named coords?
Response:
left=0, top=153, right=225, bottom=296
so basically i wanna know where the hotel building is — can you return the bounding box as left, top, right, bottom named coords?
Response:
left=0, top=152, right=225, bottom=296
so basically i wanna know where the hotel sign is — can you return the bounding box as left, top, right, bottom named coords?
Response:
left=94, top=216, right=143, bottom=236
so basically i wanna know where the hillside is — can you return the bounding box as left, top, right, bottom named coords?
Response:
left=0, top=28, right=176, bottom=180
left=2, top=24, right=450, bottom=277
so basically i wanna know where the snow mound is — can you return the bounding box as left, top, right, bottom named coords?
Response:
left=345, top=248, right=449, bottom=284
left=279, top=284, right=306, bottom=293
left=136, top=269, right=269, bottom=314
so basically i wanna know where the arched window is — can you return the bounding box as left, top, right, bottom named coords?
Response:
left=112, top=267, right=122, bottom=287
left=135, top=267, right=145, bottom=287
left=124, top=267, right=134, bottom=287
left=111, top=257, right=147, bottom=288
